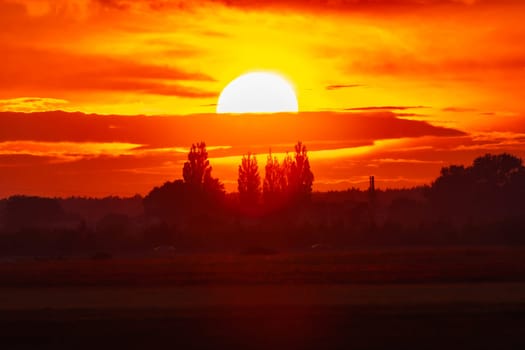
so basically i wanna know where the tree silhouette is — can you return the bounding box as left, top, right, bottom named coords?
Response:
left=289, top=141, right=314, bottom=200
left=238, top=153, right=261, bottom=206
left=182, top=142, right=224, bottom=199
left=183, top=142, right=212, bottom=189
left=432, top=153, right=524, bottom=196
left=143, top=180, right=189, bottom=221
left=263, top=150, right=282, bottom=205
left=471, top=153, right=523, bottom=187
left=280, top=153, right=293, bottom=194
left=429, top=153, right=525, bottom=220
left=144, top=142, right=224, bottom=221
left=5, top=196, right=67, bottom=231
left=263, top=143, right=314, bottom=206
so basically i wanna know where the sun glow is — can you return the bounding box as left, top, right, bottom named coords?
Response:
left=216, top=72, right=299, bottom=114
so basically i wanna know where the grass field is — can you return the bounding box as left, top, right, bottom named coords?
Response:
left=1, top=246, right=525, bottom=287
left=2, top=247, right=525, bottom=349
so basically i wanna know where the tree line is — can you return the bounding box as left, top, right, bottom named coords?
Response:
left=240, top=141, right=314, bottom=206
left=144, top=141, right=314, bottom=219
left=1, top=150, right=525, bottom=256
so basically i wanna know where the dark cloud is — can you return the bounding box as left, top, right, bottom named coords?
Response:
left=0, top=110, right=465, bottom=148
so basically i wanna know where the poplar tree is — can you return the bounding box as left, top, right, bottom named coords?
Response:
left=238, top=153, right=261, bottom=206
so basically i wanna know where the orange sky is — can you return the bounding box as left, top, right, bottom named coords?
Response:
left=1, top=0, right=525, bottom=197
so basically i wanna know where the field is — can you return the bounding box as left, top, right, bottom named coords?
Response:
left=2, top=247, right=525, bottom=349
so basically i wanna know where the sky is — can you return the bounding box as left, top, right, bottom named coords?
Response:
left=1, top=0, right=525, bottom=197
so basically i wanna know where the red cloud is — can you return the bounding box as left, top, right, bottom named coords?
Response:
left=0, top=46, right=215, bottom=98
left=0, top=110, right=465, bottom=148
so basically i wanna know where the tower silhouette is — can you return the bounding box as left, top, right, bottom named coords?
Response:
left=369, top=176, right=376, bottom=226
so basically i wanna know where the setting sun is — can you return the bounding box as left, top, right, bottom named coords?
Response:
left=216, top=72, right=298, bottom=114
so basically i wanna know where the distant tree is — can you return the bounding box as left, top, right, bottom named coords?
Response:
left=263, top=150, right=284, bottom=206
left=182, top=141, right=224, bottom=200
left=144, top=142, right=225, bottom=221
left=263, top=143, right=314, bottom=206
left=471, top=153, right=523, bottom=187
left=289, top=141, right=314, bottom=200
left=432, top=153, right=524, bottom=195
left=4, top=196, right=67, bottom=231
left=280, top=153, right=293, bottom=194
left=429, top=153, right=525, bottom=220
left=431, top=165, right=469, bottom=200
left=183, top=142, right=212, bottom=189
left=238, top=153, right=261, bottom=206
left=143, top=180, right=189, bottom=221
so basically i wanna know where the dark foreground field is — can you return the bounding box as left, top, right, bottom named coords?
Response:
left=1, top=247, right=525, bottom=349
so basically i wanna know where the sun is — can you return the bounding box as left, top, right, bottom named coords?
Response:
left=216, top=72, right=298, bottom=114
